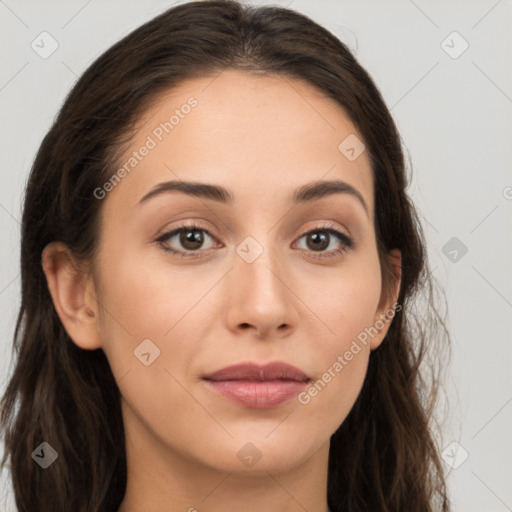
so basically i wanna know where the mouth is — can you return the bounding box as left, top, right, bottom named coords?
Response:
left=202, top=361, right=311, bottom=382
left=202, top=361, right=311, bottom=409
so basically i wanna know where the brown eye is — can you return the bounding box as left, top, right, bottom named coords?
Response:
left=305, top=231, right=330, bottom=251
left=295, top=225, right=355, bottom=260
left=156, top=223, right=217, bottom=256
left=179, top=229, right=205, bottom=250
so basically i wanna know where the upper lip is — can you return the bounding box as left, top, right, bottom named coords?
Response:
left=203, top=362, right=310, bottom=382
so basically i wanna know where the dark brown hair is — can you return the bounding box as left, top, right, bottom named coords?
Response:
left=0, top=1, right=451, bottom=510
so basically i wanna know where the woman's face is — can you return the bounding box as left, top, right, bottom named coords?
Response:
left=74, top=70, right=399, bottom=475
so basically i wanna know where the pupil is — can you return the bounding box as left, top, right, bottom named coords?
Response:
left=181, top=229, right=203, bottom=250
left=309, top=232, right=328, bottom=251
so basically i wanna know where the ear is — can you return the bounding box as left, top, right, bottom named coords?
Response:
left=41, top=241, right=102, bottom=350
left=369, top=248, right=402, bottom=350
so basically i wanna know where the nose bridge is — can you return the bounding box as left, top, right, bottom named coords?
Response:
left=226, top=230, right=298, bottom=336
left=235, top=232, right=287, bottom=300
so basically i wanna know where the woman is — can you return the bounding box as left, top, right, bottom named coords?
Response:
left=0, top=1, right=451, bottom=511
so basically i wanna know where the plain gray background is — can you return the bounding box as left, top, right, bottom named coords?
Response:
left=1, top=1, right=511, bottom=510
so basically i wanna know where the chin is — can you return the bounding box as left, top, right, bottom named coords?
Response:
left=188, top=431, right=321, bottom=475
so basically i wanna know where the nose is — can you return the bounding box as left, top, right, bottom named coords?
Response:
left=225, top=238, right=300, bottom=340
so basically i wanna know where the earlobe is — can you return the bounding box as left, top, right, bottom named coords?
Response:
left=369, top=248, right=402, bottom=351
left=41, top=241, right=102, bottom=350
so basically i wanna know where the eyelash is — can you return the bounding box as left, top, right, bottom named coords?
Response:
left=155, top=222, right=355, bottom=260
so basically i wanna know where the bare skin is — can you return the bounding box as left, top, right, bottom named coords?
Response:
left=42, top=69, right=401, bottom=512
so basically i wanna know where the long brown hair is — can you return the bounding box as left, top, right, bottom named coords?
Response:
left=0, top=1, right=451, bottom=510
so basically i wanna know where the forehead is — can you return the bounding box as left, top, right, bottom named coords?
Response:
left=103, top=69, right=374, bottom=216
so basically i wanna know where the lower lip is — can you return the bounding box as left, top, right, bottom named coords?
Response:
left=203, top=379, right=308, bottom=408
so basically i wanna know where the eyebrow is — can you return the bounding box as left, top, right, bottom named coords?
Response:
left=138, top=179, right=369, bottom=216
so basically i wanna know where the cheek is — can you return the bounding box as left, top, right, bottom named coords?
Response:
left=92, top=246, right=175, bottom=374
left=93, top=243, right=220, bottom=388
left=298, top=345, right=369, bottom=435
left=295, top=251, right=381, bottom=422
left=94, top=252, right=202, bottom=435
left=306, top=248, right=382, bottom=350
left=95, top=244, right=200, bottom=337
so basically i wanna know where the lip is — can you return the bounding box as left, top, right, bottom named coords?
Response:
left=202, top=362, right=310, bottom=409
